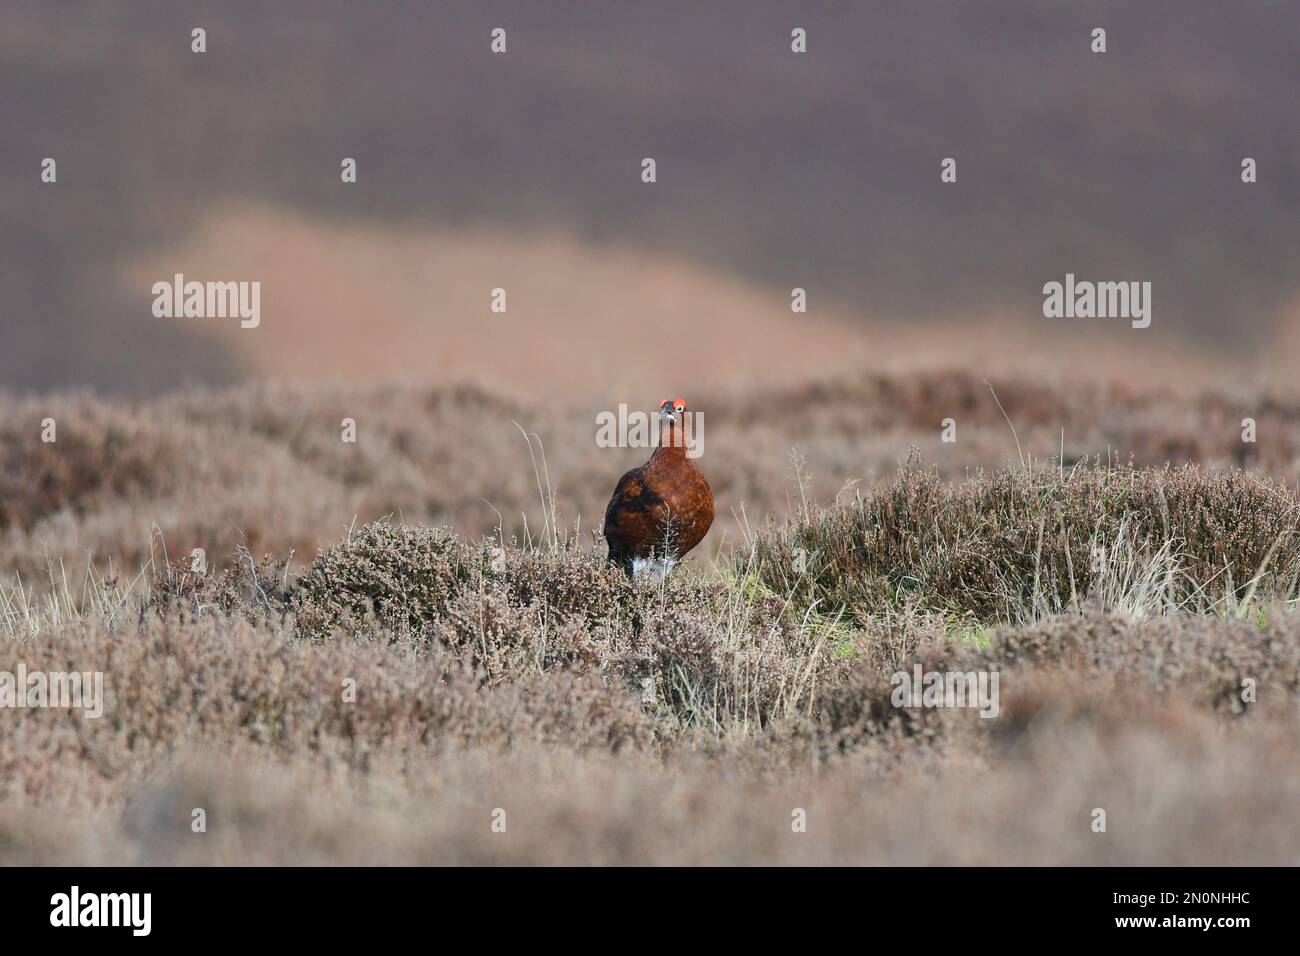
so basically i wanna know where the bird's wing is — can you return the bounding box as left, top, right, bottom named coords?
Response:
left=604, top=466, right=668, bottom=550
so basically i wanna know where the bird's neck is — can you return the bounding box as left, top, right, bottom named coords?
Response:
left=652, top=420, right=690, bottom=464
left=651, top=444, right=688, bottom=464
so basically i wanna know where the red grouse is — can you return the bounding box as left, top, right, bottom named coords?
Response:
left=604, top=398, right=714, bottom=578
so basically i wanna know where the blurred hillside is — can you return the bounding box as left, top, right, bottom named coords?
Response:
left=2, top=0, right=1298, bottom=394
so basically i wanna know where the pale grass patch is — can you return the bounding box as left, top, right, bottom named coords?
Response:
left=0, top=554, right=147, bottom=640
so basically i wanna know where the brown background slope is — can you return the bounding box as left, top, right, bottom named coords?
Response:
left=2, top=0, right=1298, bottom=395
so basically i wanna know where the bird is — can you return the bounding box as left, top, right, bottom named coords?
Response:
left=603, top=398, right=714, bottom=579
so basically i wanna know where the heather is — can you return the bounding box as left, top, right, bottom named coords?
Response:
left=4, top=375, right=1300, bottom=864
left=753, top=463, right=1300, bottom=624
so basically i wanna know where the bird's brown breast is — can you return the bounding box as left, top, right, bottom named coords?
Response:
left=604, top=451, right=713, bottom=565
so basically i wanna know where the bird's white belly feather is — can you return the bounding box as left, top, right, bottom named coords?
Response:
left=631, top=556, right=678, bottom=580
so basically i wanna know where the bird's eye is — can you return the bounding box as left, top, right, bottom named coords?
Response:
left=675, top=405, right=685, bottom=413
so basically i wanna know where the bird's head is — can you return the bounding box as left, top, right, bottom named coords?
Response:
left=659, top=397, right=687, bottom=424
left=655, top=398, right=701, bottom=458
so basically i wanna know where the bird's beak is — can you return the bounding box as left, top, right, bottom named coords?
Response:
left=659, top=405, right=675, bottom=422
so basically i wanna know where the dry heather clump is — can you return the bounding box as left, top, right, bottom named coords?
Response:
left=291, top=521, right=640, bottom=643
left=0, top=397, right=181, bottom=532
left=970, top=612, right=1300, bottom=716
left=755, top=463, right=1300, bottom=623
left=150, top=550, right=291, bottom=621
left=293, top=521, right=479, bottom=637
left=287, top=520, right=842, bottom=734
left=0, top=610, right=656, bottom=811
left=489, top=546, right=632, bottom=629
